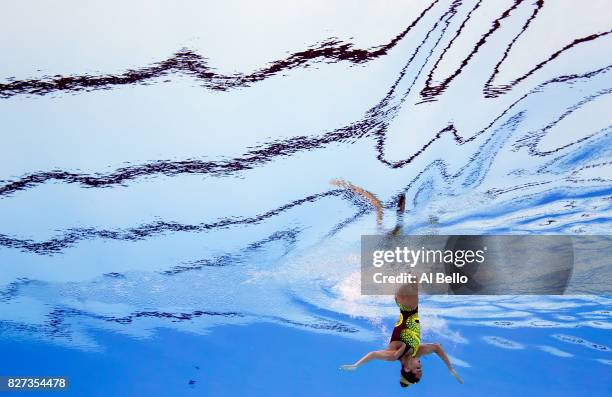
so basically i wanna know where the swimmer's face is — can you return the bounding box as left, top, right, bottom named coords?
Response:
left=406, top=357, right=423, bottom=379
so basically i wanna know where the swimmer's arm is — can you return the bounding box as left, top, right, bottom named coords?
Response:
left=417, top=343, right=463, bottom=384
left=340, top=347, right=403, bottom=371
left=416, top=343, right=451, bottom=368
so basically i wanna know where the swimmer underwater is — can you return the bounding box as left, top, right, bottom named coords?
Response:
left=332, top=179, right=463, bottom=388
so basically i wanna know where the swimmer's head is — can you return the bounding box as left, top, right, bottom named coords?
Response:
left=399, top=357, right=422, bottom=387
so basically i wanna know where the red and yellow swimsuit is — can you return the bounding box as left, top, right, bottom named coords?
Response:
left=390, top=301, right=421, bottom=359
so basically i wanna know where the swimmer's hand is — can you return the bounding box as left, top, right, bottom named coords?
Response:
left=339, top=364, right=358, bottom=371
left=449, top=367, right=463, bottom=384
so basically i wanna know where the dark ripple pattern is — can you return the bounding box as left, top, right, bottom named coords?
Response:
left=0, top=190, right=378, bottom=255
left=41, top=307, right=357, bottom=339
left=0, top=1, right=439, bottom=99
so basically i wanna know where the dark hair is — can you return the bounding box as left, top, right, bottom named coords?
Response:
left=400, top=368, right=421, bottom=387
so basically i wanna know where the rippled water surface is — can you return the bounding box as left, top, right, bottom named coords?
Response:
left=1, top=1, right=611, bottom=395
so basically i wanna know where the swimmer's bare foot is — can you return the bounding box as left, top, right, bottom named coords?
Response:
left=330, top=178, right=348, bottom=188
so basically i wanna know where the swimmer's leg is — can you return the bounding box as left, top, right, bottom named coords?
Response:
left=395, top=281, right=418, bottom=310
left=390, top=193, right=406, bottom=236
left=397, top=193, right=406, bottom=215
left=330, top=179, right=383, bottom=225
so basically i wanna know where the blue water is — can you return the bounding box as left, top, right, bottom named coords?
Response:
left=1, top=1, right=611, bottom=395
left=3, top=309, right=611, bottom=396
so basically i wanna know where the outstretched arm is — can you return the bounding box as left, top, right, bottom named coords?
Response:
left=416, top=343, right=463, bottom=384
left=340, top=347, right=403, bottom=371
